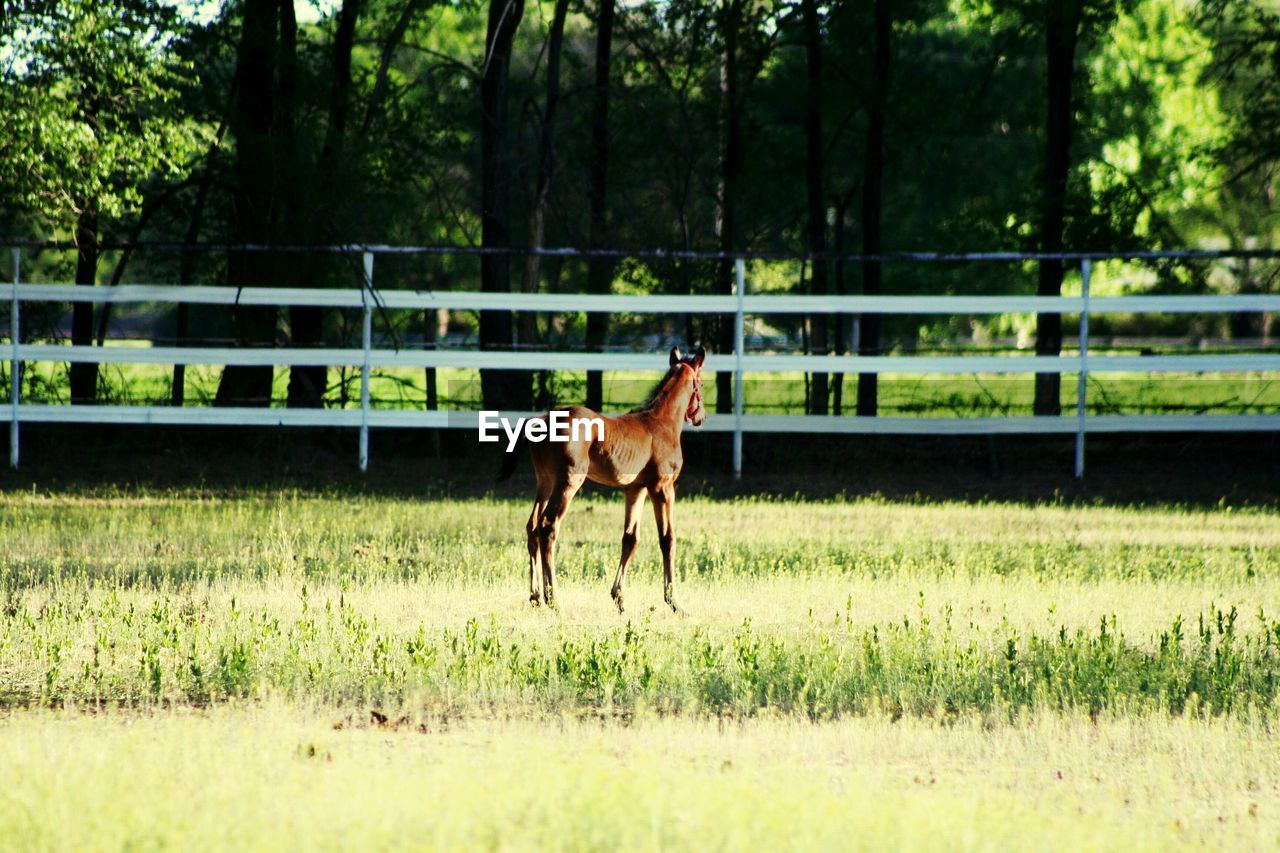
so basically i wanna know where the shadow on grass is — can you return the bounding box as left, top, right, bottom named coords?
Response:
left=1, top=424, right=1276, bottom=509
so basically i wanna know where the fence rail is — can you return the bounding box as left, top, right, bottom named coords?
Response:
left=16, top=283, right=1280, bottom=314
left=6, top=249, right=1279, bottom=477
left=10, top=344, right=1280, bottom=374
left=10, top=343, right=1280, bottom=373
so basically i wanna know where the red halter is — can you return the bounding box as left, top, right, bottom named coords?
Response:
left=685, top=367, right=704, bottom=423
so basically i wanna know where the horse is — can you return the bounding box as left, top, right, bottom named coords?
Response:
left=498, top=345, right=707, bottom=612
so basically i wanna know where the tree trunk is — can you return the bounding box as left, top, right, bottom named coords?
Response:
left=1034, top=0, right=1081, bottom=417
left=803, top=0, right=828, bottom=415
left=1229, top=259, right=1267, bottom=339
left=173, top=196, right=207, bottom=406
left=216, top=0, right=280, bottom=407
left=858, top=0, right=891, bottom=417
left=70, top=202, right=99, bottom=404
left=832, top=193, right=853, bottom=416
left=479, top=0, right=529, bottom=411
left=286, top=0, right=332, bottom=408
left=519, top=0, right=569, bottom=401
left=173, top=102, right=232, bottom=405
left=584, top=0, right=616, bottom=412
left=715, top=0, right=743, bottom=416
left=424, top=308, right=439, bottom=409
left=69, top=81, right=104, bottom=406
left=425, top=306, right=441, bottom=457
left=171, top=294, right=188, bottom=405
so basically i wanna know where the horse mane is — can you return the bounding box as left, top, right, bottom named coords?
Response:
left=631, top=365, right=683, bottom=413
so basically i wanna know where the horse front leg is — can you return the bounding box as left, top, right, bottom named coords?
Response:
left=651, top=483, right=681, bottom=614
left=611, top=486, right=648, bottom=613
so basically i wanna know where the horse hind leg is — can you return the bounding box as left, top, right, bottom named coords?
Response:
left=539, top=471, right=585, bottom=608
left=526, top=498, right=546, bottom=606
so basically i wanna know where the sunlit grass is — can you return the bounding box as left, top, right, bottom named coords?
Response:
left=1, top=488, right=1277, bottom=846
left=1, top=705, right=1277, bottom=850
left=1, top=491, right=1277, bottom=714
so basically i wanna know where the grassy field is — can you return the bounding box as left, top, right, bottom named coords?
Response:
left=1, top=488, right=1278, bottom=848
left=3, top=707, right=1278, bottom=850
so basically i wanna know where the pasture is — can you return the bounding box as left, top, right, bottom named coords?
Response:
left=1, top=486, right=1278, bottom=848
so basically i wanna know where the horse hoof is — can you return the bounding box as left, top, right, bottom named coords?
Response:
left=529, top=593, right=541, bottom=607
left=664, top=585, right=683, bottom=615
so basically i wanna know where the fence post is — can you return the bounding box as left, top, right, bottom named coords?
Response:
left=733, top=258, right=745, bottom=478
left=10, top=248, right=20, bottom=470
left=359, top=251, right=374, bottom=473
left=1074, top=258, right=1091, bottom=479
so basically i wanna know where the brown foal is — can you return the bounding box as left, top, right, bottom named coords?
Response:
left=499, top=346, right=707, bottom=612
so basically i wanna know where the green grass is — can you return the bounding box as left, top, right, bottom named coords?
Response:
left=3, top=706, right=1278, bottom=850
left=2, top=492, right=1278, bottom=714
left=2, top=488, right=1278, bottom=848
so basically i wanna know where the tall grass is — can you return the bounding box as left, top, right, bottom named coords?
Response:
left=1, top=491, right=1277, bottom=718
left=5, top=585, right=1278, bottom=717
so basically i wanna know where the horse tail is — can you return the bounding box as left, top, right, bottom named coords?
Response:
left=497, top=435, right=525, bottom=482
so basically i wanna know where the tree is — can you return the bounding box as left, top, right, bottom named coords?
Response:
left=1027, top=0, right=1131, bottom=415
left=0, top=0, right=201, bottom=404
left=518, top=0, right=570, bottom=397
left=802, top=0, right=829, bottom=415
left=1196, top=0, right=1280, bottom=338
left=714, top=0, right=745, bottom=415
left=479, top=0, right=530, bottom=411
left=215, top=0, right=288, bottom=406
left=1197, top=0, right=1280, bottom=193
left=712, top=0, right=775, bottom=414
left=858, top=0, right=891, bottom=417
left=1, top=0, right=1257, bottom=422
left=285, top=0, right=366, bottom=410
left=585, top=0, right=617, bottom=413
left=1031, top=0, right=1084, bottom=416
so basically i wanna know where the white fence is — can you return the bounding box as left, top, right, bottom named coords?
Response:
left=6, top=250, right=1280, bottom=477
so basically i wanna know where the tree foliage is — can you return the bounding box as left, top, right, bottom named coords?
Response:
left=0, top=0, right=205, bottom=231
left=0, top=0, right=1273, bottom=408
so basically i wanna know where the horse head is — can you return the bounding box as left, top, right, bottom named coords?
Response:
left=669, top=345, right=707, bottom=427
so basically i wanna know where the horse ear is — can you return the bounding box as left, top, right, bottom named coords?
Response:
left=669, top=346, right=682, bottom=366
left=692, top=345, right=706, bottom=368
